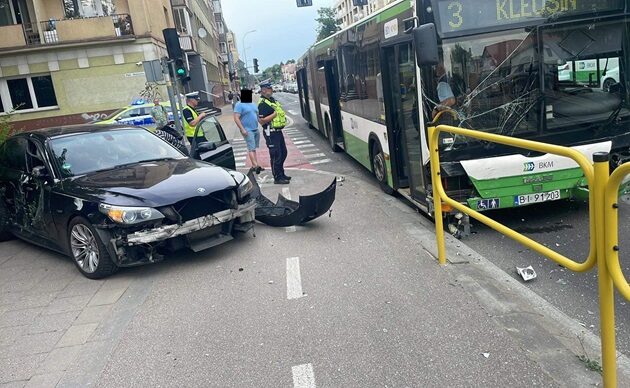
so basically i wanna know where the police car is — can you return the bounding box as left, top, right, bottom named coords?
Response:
left=95, top=99, right=175, bottom=128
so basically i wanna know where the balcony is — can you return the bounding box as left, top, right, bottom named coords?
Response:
left=171, top=0, right=190, bottom=7
left=0, top=14, right=134, bottom=50
left=179, top=35, right=196, bottom=52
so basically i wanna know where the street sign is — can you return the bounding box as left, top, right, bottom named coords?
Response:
left=142, top=60, right=164, bottom=82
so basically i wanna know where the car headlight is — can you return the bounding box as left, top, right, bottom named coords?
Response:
left=237, top=175, right=254, bottom=200
left=99, top=204, right=164, bottom=224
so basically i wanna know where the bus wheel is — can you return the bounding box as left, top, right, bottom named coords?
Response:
left=371, top=142, right=394, bottom=194
left=325, top=117, right=341, bottom=152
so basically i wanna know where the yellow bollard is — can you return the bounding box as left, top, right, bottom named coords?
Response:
left=428, top=125, right=446, bottom=265
left=593, top=152, right=617, bottom=387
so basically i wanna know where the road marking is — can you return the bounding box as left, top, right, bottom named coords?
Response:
left=310, top=159, right=331, bottom=165
left=293, top=140, right=311, bottom=145
left=296, top=144, right=316, bottom=149
left=231, top=138, right=245, bottom=143
left=292, top=363, right=316, bottom=388
left=235, top=156, right=247, bottom=161
left=305, top=153, right=326, bottom=159
left=286, top=257, right=304, bottom=300
left=282, top=187, right=296, bottom=233
left=234, top=151, right=248, bottom=156
left=290, top=136, right=308, bottom=141
left=236, top=163, right=246, bottom=168
left=287, top=109, right=298, bottom=115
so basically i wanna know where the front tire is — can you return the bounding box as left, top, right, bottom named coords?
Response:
left=603, top=78, right=615, bottom=92
left=371, top=141, right=394, bottom=195
left=68, top=217, right=118, bottom=279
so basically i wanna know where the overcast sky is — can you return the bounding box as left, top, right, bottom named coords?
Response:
left=221, top=0, right=334, bottom=70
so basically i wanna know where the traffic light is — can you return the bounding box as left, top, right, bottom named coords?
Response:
left=296, top=0, right=312, bottom=7
left=253, top=58, right=259, bottom=73
left=174, top=58, right=190, bottom=85
left=229, top=72, right=235, bottom=81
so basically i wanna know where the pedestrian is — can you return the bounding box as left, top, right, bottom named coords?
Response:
left=258, top=82, right=290, bottom=184
left=432, top=63, right=457, bottom=119
left=150, top=98, right=169, bottom=131
left=234, top=89, right=264, bottom=174
left=182, top=91, right=207, bottom=145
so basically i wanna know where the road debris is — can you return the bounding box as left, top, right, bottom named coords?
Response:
left=482, top=353, right=490, bottom=358
left=516, top=266, right=537, bottom=282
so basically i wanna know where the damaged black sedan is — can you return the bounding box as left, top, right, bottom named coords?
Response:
left=0, top=124, right=255, bottom=279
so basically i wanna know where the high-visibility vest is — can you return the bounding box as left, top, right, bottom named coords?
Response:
left=261, top=97, right=287, bottom=129
left=183, top=105, right=203, bottom=138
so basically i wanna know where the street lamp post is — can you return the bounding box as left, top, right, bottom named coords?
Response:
left=242, top=29, right=256, bottom=87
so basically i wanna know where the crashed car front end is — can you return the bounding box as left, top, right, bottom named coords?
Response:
left=94, top=174, right=256, bottom=267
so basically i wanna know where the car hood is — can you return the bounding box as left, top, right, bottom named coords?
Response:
left=61, top=159, right=238, bottom=207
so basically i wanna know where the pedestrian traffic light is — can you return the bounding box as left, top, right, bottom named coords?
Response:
left=296, top=0, right=312, bottom=6
left=253, top=58, right=259, bottom=73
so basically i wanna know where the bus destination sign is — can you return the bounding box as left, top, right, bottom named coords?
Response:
left=436, top=0, right=624, bottom=34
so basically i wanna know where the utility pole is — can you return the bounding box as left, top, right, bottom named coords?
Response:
left=161, top=57, right=183, bottom=135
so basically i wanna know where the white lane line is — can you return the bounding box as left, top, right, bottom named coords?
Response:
left=293, top=140, right=311, bottom=145
left=292, top=363, right=316, bottom=388
left=231, top=139, right=245, bottom=143
left=302, top=148, right=323, bottom=154
left=282, top=187, right=296, bottom=233
left=236, top=163, right=246, bottom=168
left=286, top=257, right=304, bottom=300
left=310, top=159, right=331, bottom=165
left=296, top=144, right=316, bottom=149
left=235, top=156, right=247, bottom=161
left=305, top=153, right=326, bottom=159
left=289, top=137, right=308, bottom=141
left=287, top=110, right=298, bottom=115
left=234, top=151, right=248, bottom=156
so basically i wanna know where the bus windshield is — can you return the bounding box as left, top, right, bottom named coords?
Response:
left=427, top=18, right=629, bottom=139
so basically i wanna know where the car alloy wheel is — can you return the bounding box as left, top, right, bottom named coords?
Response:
left=70, top=224, right=100, bottom=273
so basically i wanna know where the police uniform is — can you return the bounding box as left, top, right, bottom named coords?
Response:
left=258, top=83, right=289, bottom=183
left=182, top=92, right=206, bottom=144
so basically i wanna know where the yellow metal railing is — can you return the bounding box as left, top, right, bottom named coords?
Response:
left=428, top=119, right=629, bottom=387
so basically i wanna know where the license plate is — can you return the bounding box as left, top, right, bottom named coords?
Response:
left=514, top=190, right=561, bottom=206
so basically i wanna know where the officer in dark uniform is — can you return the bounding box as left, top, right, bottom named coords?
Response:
left=258, top=82, right=290, bottom=184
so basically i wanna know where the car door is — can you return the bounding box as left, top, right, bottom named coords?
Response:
left=192, top=117, right=236, bottom=170
left=0, top=137, right=28, bottom=231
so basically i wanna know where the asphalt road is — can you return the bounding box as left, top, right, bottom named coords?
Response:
left=274, top=92, right=630, bottom=355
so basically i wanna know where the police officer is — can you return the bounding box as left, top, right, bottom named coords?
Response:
left=182, top=92, right=207, bottom=145
left=258, top=82, right=290, bottom=184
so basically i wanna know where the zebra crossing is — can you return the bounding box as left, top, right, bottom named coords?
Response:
left=230, top=127, right=331, bottom=169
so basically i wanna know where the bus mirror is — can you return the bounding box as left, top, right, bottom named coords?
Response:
left=413, top=23, right=439, bottom=67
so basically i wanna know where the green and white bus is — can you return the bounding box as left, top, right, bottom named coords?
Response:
left=297, top=0, right=630, bottom=234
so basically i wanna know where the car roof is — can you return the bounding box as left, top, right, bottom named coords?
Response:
left=19, top=124, right=143, bottom=141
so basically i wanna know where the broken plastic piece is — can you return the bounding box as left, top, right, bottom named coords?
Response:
left=247, top=171, right=336, bottom=227
left=516, top=265, right=537, bottom=282
left=482, top=353, right=490, bottom=358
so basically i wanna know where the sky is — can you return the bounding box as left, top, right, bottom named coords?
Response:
left=221, top=0, right=335, bottom=71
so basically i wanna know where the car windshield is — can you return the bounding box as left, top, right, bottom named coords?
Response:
left=50, top=129, right=186, bottom=177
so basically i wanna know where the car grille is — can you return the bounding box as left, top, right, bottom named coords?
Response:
left=173, top=189, right=237, bottom=222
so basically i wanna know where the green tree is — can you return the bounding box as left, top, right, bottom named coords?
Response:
left=315, top=7, right=341, bottom=41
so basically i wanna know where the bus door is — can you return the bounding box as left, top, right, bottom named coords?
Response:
left=297, top=68, right=310, bottom=122
left=382, top=41, right=426, bottom=198
left=324, top=60, right=344, bottom=149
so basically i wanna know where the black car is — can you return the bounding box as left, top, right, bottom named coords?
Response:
left=0, top=121, right=254, bottom=279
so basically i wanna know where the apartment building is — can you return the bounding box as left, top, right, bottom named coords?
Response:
left=171, top=0, right=225, bottom=107
left=334, top=0, right=395, bottom=28
left=0, top=0, right=174, bottom=131
left=226, top=30, right=240, bottom=90
left=212, top=0, right=231, bottom=102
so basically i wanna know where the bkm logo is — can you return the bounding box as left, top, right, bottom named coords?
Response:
left=523, top=162, right=535, bottom=172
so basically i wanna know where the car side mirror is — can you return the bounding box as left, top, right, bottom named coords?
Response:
left=197, top=142, right=217, bottom=152
left=413, top=23, right=439, bottom=67
left=32, top=165, right=49, bottom=179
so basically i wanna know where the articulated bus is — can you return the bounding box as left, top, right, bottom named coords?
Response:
left=297, top=0, right=630, bottom=234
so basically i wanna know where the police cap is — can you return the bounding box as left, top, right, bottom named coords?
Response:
left=185, top=91, right=201, bottom=100
left=259, top=82, right=273, bottom=89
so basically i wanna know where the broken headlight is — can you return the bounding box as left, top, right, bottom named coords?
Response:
left=99, top=204, right=164, bottom=224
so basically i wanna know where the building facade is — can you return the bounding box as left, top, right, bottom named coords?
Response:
left=334, top=0, right=395, bottom=28
left=226, top=30, right=239, bottom=91
left=0, top=0, right=174, bottom=131
left=281, top=63, right=296, bottom=83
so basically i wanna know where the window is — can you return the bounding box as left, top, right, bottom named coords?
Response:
left=63, top=0, right=116, bottom=18
left=1, top=74, right=58, bottom=112
left=199, top=118, right=224, bottom=144
left=118, top=107, right=146, bottom=119
left=7, top=78, right=33, bottom=110
left=173, top=8, right=189, bottom=34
